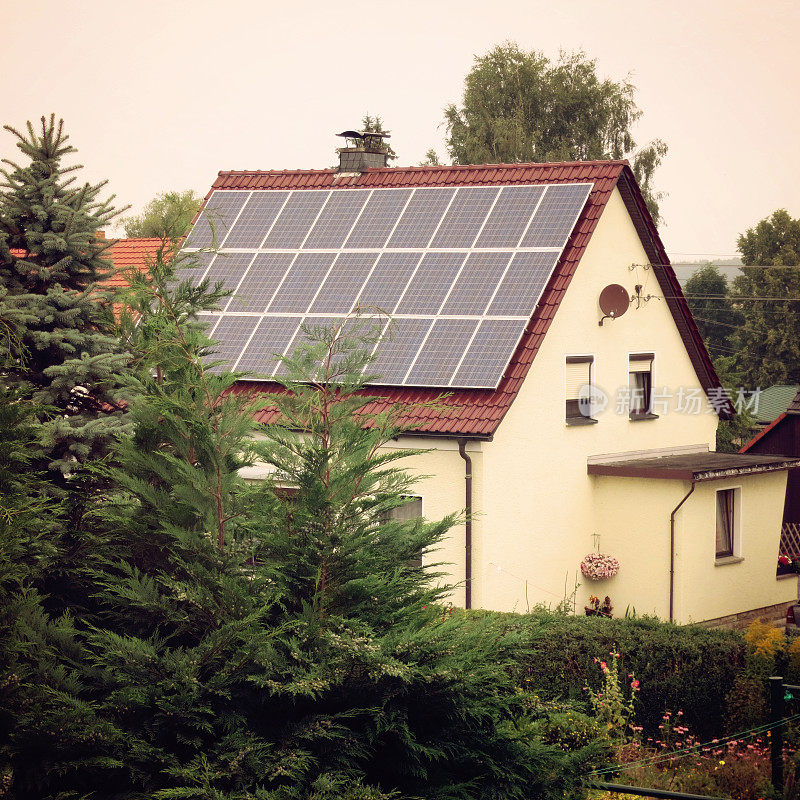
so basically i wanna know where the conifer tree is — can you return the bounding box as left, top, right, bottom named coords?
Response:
left=0, top=115, right=130, bottom=482
left=8, top=255, right=606, bottom=797
left=0, top=294, right=63, bottom=793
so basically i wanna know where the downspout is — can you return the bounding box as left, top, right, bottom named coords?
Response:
left=458, top=438, right=473, bottom=610
left=669, top=482, right=696, bottom=623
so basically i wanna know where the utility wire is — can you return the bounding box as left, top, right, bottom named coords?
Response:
left=584, top=711, right=800, bottom=778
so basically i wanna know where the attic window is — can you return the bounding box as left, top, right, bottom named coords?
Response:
left=629, top=353, right=657, bottom=420
left=566, top=356, right=597, bottom=425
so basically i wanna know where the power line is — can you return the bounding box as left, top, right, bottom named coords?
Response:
left=584, top=711, right=800, bottom=778
left=652, top=263, right=800, bottom=270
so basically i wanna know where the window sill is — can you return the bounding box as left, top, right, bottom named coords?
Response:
left=566, top=417, right=598, bottom=426
left=629, top=412, right=659, bottom=422
left=714, top=556, right=744, bottom=566
left=777, top=572, right=799, bottom=581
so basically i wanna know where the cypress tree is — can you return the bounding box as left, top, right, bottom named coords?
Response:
left=0, top=115, right=130, bottom=484
left=8, top=252, right=606, bottom=797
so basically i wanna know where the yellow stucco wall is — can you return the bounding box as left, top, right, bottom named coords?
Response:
left=592, top=471, right=795, bottom=623
left=380, top=437, right=482, bottom=608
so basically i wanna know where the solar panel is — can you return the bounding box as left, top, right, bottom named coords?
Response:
left=262, top=191, right=329, bottom=249
left=486, top=251, right=559, bottom=316
left=386, top=187, right=456, bottom=248
left=207, top=315, right=261, bottom=372
left=179, top=251, right=216, bottom=287
left=235, top=315, right=301, bottom=375
left=303, top=190, right=369, bottom=249
left=224, top=252, right=295, bottom=313
left=430, top=187, right=499, bottom=248
left=520, top=184, right=592, bottom=248
left=185, top=182, right=592, bottom=388
left=405, top=319, right=480, bottom=386
left=184, top=191, right=248, bottom=248
left=344, top=188, right=412, bottom=248
left=355, top=252, right=422, bottom=312
left=201, top=252, right=257, bottom=308
left=475, top=185, right=545, bottom=248
left=369, top=318, right=433, bottom=385
left=395, top=252, right=466, bottom=315
left=222, top=192, right=287, bottom=248
left=452, top=319, right=528, bottom=388
left=267, top=252, right=336, bottom=313
left=308, top=252, right=379, bottom=314
left=440, top=252, right=513, bottom=316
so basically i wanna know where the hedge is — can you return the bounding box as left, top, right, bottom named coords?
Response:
left=469, top=609, right=747, bottom=739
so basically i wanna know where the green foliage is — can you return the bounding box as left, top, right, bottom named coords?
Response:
left=7, top=283, right=605, bottom=797
left=360, top=115, right=397, bottom=163
left=419, top=148, right=441, bottom=166
left=443, top=42, right=667, bottom=222
left=0, top=115, right=130, bottom=481
left=711, top=355, right=757, bottom=452
left=584, top=651, right=638, bottom=741
left=474, top=608, right=746, bottom=740
left=732, top=209, right=800, bottom=387
left=684, top=263, right=741, bottom=357
left=121, top=190, right=202, bottom=239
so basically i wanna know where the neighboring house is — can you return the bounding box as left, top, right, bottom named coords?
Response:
left=178, top=138, right=799, bottom=626
left=742, top=387, right=800, bottom=566
left=753, top=384, right=800, bottom=427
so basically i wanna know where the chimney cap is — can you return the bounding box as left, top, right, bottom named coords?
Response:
left=336, top=129, right=391, bottom=140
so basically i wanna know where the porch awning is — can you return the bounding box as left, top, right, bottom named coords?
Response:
left=587, top=451, right=800, bottom=481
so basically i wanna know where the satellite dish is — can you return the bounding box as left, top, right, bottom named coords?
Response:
left=598, top=284, right=630, bottom=326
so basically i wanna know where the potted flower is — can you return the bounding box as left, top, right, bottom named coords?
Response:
left=777, top=555, right=800, bottom=576
left=584, top=595, right=613, bottom=618
left=580, top=552, right=620, bottom=581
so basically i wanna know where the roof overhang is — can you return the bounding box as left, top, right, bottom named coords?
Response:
left=588, top=449, right=800, bottom=481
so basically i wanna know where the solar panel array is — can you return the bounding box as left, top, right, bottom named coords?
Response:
left=181, top=182, right=592, bottom=389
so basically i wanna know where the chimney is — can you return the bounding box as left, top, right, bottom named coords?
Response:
left=335, top=128, right=391, bottom=173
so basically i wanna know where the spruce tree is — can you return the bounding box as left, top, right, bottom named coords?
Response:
left=0, top=115, right=130, bottom=482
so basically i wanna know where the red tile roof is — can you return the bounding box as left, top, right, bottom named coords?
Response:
left=101, top=238, right=166, bottom=286
left=206, top=161, right=732, bottom=436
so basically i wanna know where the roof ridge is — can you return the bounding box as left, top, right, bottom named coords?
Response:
left=217, top=159, right=631, bottom=178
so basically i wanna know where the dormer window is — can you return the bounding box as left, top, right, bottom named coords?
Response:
left=566, top=356, right=597, bottom=425
left=629, top=353, right=656, bottom=420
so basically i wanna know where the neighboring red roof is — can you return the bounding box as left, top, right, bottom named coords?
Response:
left=211, top=161, right=730, bottom=437
left=101, top=238, right=166, bottom=287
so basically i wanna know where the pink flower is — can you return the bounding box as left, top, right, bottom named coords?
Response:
left=600, top=661, right=607, bottom=670
left=631, top=679, right=640, bottom=689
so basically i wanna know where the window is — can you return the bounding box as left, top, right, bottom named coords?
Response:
left=565, top=356, right=596, bottom=424
left=629, top=353, right=655, bottom=419
left=383, top=496, right=424, bottom=568
left=715, top=488, right=737, bottom=559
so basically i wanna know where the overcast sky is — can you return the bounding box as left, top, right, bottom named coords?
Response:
left=2, top=0, right=798, bottom=259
